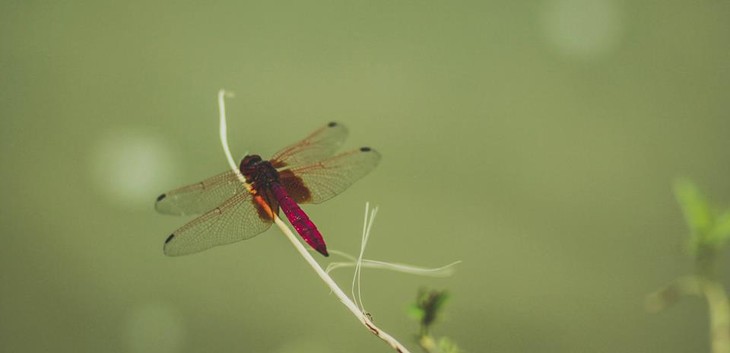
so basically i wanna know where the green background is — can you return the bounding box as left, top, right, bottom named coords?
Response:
left=2, top=1, right=729, bottom=352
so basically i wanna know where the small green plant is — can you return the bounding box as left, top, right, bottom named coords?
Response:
left=409, top=288, right=461, bottom=353
left=647, top=179, right=730, bottom=353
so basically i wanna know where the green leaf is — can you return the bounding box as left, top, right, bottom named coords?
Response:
left=407, top=303, right=425, bottom=321
left=673, top=179, right=712, bottom=239
left=707, top=210, right=730, bottom=246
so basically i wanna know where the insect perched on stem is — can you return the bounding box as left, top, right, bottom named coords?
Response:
left=156, top=122, right=381, bottom=257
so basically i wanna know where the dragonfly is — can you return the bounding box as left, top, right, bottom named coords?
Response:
left=155, top=122, right=380, bottom=257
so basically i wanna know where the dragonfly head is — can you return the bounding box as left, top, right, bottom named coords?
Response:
left=240, top=155, right=263, bottom=175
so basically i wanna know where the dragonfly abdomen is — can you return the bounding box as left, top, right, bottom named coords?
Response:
left=270, top=183, right=329, bottom=256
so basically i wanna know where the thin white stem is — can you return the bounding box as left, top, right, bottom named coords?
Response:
left=216, top=90, right=411, bottom=353
left=352, top=203, right=368, bottom=311
left=327, top=258, right=462, bottom=277
left=217, top=91, right=243, bottom=182
left=353, top=203, right=378, bottom=313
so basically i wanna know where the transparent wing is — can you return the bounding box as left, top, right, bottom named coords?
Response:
left=155, top=170, right=247, bottom=216
left=270, top=122, right=348, bottom=168
left=280, top=147, right=381, bottom=204
left=163, top=192, right=274, bottom=256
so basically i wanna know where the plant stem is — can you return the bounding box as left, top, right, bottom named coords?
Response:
left=647, top=276, right=730, bottom=353
left=703, top=279, right=730, bottom=353
left=216, top=89, right=412, bottom=353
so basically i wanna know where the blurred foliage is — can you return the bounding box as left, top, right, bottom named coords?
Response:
left=648, top=180, right=730, bottom=353
left=674, top=179, right=730, bottom=276
left=409, top=288, right=460, bottom=353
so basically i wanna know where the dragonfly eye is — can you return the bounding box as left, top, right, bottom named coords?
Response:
left=240, top=155, right=263, bottom=172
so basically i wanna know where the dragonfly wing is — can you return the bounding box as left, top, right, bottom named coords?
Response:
left=280, top=147, right=381, bottom=204
left=270, top=122, right=348, bottom=168
left=163, top=191, right=276, bottom=256
left=155, top=170, right=247, bottom=216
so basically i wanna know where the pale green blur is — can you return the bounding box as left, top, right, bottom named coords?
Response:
left=2, top=1, right=729, bottom=352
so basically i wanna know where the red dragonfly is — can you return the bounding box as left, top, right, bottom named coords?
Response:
left=155, top=122, right=380, bottom=257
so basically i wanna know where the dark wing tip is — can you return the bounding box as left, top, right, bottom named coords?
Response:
left=327, top=121, right=338, bottom=127
left=156, top=193, right=167, bottom=202
left=164, top=233, right=175, bottom=244
left=360, top=146, right=372, bottom=152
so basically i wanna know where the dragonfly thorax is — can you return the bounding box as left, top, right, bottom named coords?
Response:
left=239, top=154, right=279, bottom=188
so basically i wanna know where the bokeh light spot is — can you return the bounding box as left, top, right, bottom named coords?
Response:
left=124, top=302, right=185, bottom=353
left=89, top=128, right=178, bottom=209
left=541, top=0, right=625, bottom=60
